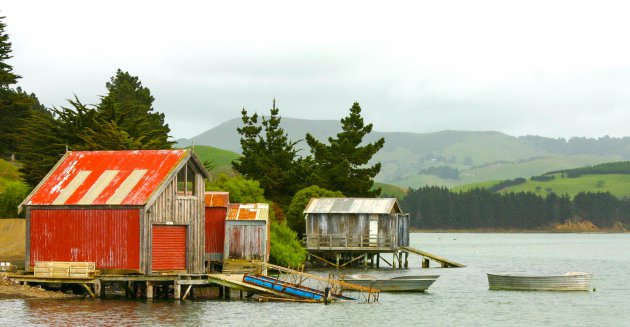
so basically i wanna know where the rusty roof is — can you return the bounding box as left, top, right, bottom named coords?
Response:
left=22, top=150, right=197, bottom=207
left=204, top=192, right=229, bottom=207
left=303, top=198, right=402, bottom=214
left=227, top=203, right=269, bottom=221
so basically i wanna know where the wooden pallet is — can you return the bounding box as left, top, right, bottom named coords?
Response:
left=34, top=261, right=97, bottom=279
left=222, top=260, right=262, bottom=274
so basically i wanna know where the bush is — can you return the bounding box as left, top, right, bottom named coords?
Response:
left=286, top=185, right=343, bottom=236
left=0, top=181, right=30, bottom=218
left=269, top=221, right=307, bottom=267
left=530, top=175, right=555, bottom=182
left=205, top=173, right=265, bottom=203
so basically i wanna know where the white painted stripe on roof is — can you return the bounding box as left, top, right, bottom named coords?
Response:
left=106, top=169, right=148, bottom=204
left=52, top=170, right=91, bottom=205
left=77, top=170, right=119, bottom=205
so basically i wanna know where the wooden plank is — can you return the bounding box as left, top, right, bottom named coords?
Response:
left=81, top=283, right=96, bottom=298
left=400, top=246, right=465, bottom=268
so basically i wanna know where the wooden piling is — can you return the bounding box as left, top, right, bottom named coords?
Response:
left=146, top=281, right=154, bottom=299
left=174, top=281, right=181, bottom=299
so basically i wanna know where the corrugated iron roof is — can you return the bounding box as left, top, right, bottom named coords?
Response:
left=303, top=198, right=402, bottom=214
left=204, top=192, right=229, bottom=207
left=227, top=203, right=269, bottom=221
left=23, top=150, right=189, bottom=206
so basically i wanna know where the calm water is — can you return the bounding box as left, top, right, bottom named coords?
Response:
left=1, top=233, right=629, bottom=326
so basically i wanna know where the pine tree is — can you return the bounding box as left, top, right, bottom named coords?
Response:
left=0, top=15, right=19, bottom=88
left=17, top=107, right=66, bottom=186
left=305, top=102, right=385, bottom=197
left=0, top=16, right=32, bottom=157
left=232, top=100, right=306, bottom=207
left=97, top=69, right=173, bottom=149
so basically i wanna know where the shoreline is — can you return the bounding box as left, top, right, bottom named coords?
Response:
left=0, top=274, right=82, bottom=300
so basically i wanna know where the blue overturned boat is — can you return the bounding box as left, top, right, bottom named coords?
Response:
left=242, top=274, right=356, bottom=301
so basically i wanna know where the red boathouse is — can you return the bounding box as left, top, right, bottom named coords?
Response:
left=19, top=149, right=210, bottom=275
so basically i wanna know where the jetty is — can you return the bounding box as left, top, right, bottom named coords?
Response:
left=6, top=262, right=379, bottom=303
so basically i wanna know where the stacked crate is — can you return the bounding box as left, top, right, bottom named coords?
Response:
left=34, top=261, right=96, bottom=279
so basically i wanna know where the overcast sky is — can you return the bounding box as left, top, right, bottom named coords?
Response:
left=2, top=0, right=630, bottom=140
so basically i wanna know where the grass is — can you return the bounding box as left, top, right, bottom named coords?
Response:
left=0, top=159, right=22, bottom=193
left=374, top=182, right=408, bottom=199
left=183, top=145, right=240, bottom=176
left=454, top=172, right=630, bottom=198
left=500, top=173, right=630, bottom=198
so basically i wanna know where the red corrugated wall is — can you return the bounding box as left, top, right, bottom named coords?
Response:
left=151, top=225, right=187, bottom=270
left=205, top=207, right=226, bottom=256
left=29, top=209, right=140, bottom=270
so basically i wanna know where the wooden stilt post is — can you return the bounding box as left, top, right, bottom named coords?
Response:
left=146, top=281, right=154, bottom=299
left=404, top=252, right=409, bottom=268
left=174, top=281, right=181, bottom=300
left=335, top=254, right=340, bottom=268
left=376, top=254, right=380, bottom=268
left=94, top=279, right=105, bottom=298
left=392, top=253, right=397, bottom=269
left=422, top=258, right=430, bottom=268
left=225, top=287, right=231, bottom=300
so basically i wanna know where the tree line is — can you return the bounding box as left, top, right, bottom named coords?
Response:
left=401, top=186, right=630, bottom=229
left=545, top=161, right=630, bottom=178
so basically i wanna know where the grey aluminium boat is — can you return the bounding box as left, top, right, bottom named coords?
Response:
left=487, top=272, right=593, bottom=291
left=344, top=274, right=440, bottom=292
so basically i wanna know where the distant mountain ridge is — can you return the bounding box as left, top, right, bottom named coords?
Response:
left=177, top=117, right=630, bottom=188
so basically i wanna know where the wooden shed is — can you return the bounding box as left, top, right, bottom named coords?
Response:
left=19, top=149, right=210, bottom=275
left=304, top=198, right=409, bottom=266
left=222, top=203, right=269, bottom=272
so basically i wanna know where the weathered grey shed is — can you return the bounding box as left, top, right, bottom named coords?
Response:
left=304, top=198, right=409, bottom=267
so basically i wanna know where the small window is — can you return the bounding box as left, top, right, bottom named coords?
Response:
left=177, top=164, right=197, bottom=196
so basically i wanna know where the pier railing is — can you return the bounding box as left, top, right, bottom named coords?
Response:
left=305, top=234, right=397, bottom=250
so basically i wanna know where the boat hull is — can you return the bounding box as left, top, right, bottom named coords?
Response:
left=487, top=273, right=592, bottom=291
left=346, top=275, right=439, bottom=292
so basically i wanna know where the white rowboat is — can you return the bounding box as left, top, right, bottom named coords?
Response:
left=344, top=274, right=439, bottom=292
left=487, top=272, right=592, bottom=291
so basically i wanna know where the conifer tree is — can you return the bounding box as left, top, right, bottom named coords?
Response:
left=0, top=15, right=19, bottom=88
left=232, top=100, right=306, bottom=206
left=96, top=69, right=173, bottom=149
left=305, top=102, right=385, bottom=197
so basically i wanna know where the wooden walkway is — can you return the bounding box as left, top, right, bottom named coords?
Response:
left=400, top=246, right=465, bottom=268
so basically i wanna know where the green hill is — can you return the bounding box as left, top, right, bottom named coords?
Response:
left=501, top=173, right=630, bottom=198
left=178, top=117, right=630, bottom=188
left=455, top=161, right=630, bottom=198
left=374, top=182, right=408, bottom=199
left=183, top=145, right=240, bottom=177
